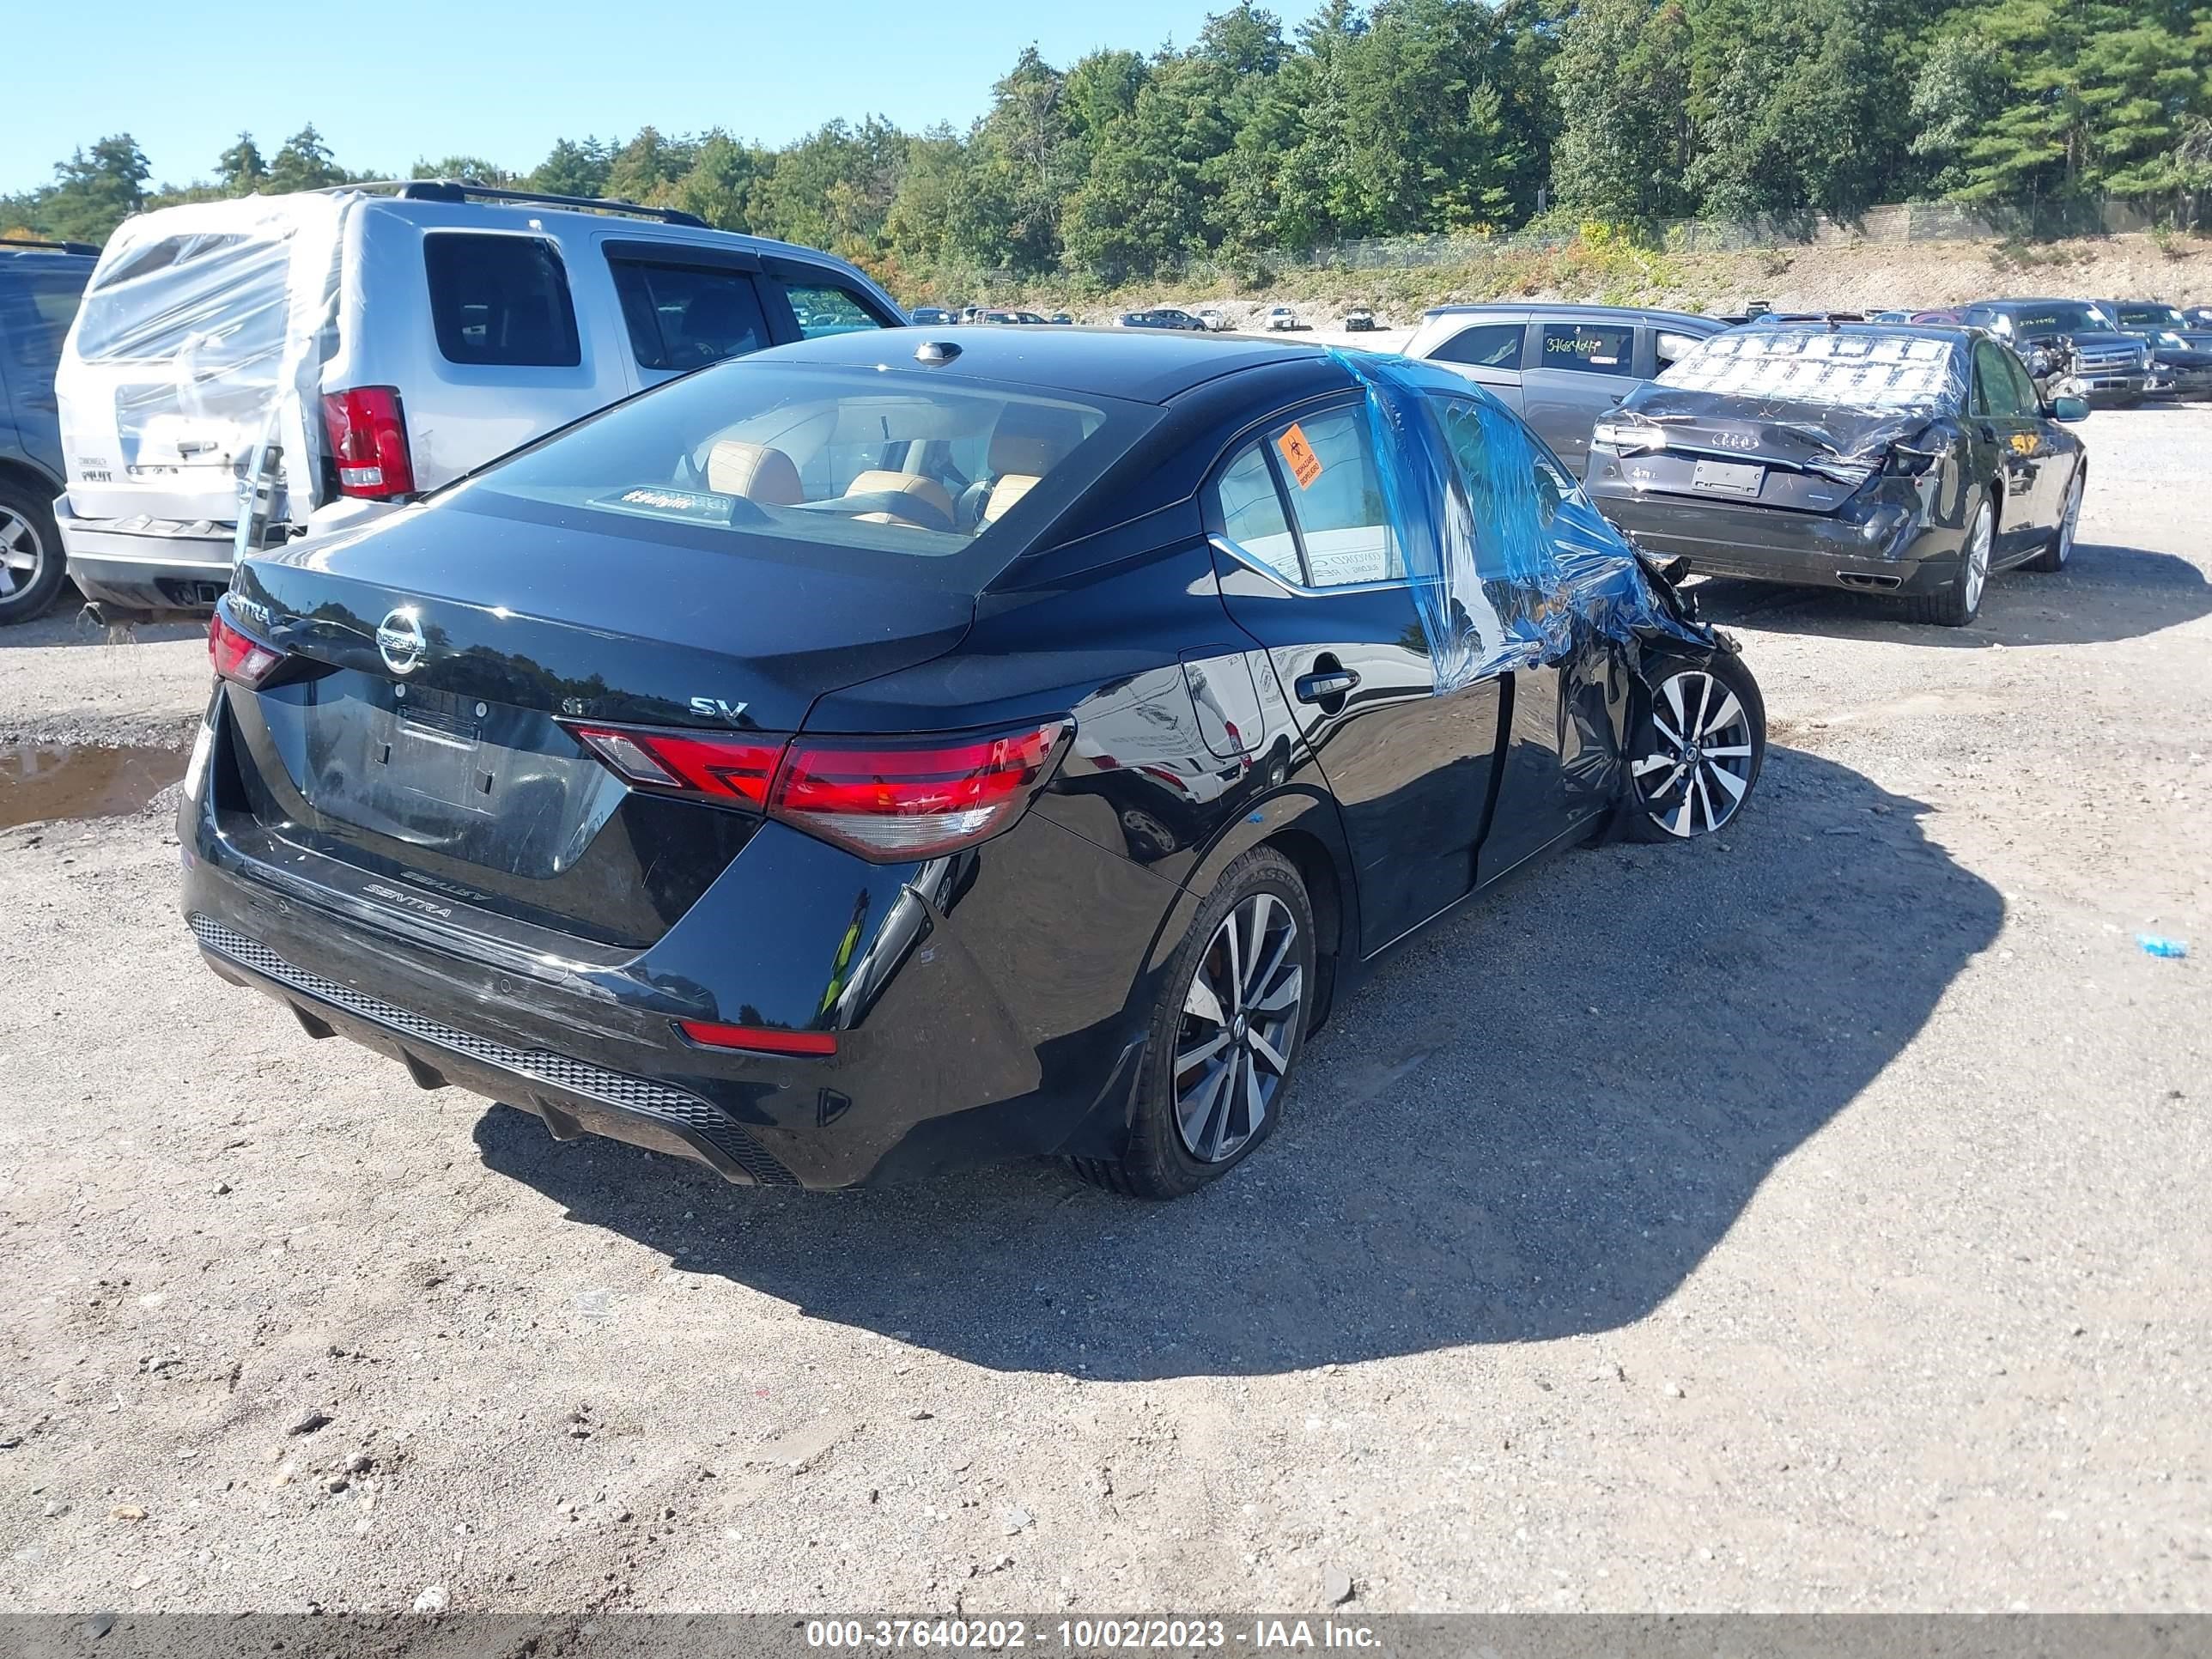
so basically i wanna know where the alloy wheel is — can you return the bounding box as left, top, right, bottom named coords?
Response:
left=0, top=508, right=43, bottom=600
left=2057, top=480, right=2081, bottom=566
left=1961, top=504, right=1992, bottom=611
left=1632, top=669, right=1758, bottom=839
left=1172, top=891, right=1304, bottom=1163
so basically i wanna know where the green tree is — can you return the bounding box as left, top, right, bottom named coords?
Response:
left=268, top=125, right=346, bottom=193
left=39, top=135, right=151, bottom=243
left=528, top=137, right=615, bottom=199
left=217, top=133, right=269, bottom=195
left=1557, top=0, right=1690, bottom=228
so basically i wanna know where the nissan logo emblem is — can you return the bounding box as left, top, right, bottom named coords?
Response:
left=376, top=607, right=428, bottom=676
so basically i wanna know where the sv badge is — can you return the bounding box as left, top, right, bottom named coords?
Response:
left=689, top=696, right=750, bottom=723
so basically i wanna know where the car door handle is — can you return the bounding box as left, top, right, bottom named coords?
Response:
left=1296, top=668, right=1360, bottom=702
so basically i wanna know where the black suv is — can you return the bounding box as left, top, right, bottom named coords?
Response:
left=0, top=238, right=97, bottom=623
left=1960, top=298, right=2153, bottom=406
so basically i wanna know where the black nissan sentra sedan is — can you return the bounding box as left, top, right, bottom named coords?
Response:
left=1585, top=324, right=2089, bottom=628
left=181, top=329, right=1763, bottom=1198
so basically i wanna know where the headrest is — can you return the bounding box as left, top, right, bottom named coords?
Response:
left=706, top=441, right=802, bottom=505
left=988, top=402, right=1087, bottom=478
left=983, top=474, right=1042, bottom=524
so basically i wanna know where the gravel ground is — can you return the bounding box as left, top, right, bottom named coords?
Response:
left=0, top=409, right=2206, bottom=1617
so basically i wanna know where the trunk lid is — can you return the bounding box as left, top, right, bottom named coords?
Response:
left=1605, top=392, right=1924, bottom=515
left=218, top=495, right=975, bottom=947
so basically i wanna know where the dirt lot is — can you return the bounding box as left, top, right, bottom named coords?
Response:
left=1, top=409, right=2207, bottom=1618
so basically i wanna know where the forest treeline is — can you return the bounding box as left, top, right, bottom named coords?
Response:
left=7, top=0, right=2208, bottom=291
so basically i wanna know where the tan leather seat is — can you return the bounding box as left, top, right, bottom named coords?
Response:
left=843, top=470, right=956, bottom=528
left=977, top=403, right=1086, bottom=526
left=706, top=441, right=803, bottom=504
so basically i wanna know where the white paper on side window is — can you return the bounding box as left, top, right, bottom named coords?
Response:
left=57, top=193, right=348, bottom=532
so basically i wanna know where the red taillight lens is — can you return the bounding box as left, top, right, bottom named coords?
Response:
left=676, top=1019, right=837, bottom=1057
left=320, top=386, right=416, bottom=499
left=568, top=726, right=787, bottom=809
left=563, top=717, right=1070, bottom=860
left=769, top=721, right=1068, bottom=860
left=208, top=607, right=283, bottom=687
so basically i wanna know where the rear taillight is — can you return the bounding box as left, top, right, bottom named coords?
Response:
left=569, top=725, right=784, bottom=808
left=562, top=718, right=1070, bottom=861
left=208, top=606, right=283, bottom=687
left=321, top=386, right=416, bottom=499
left=769, top=724, right=1068, bottom=859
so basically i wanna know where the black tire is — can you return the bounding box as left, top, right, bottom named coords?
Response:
left=0, top=476, right=69, bottom=626
left=1903, top=493, right=1992, bottom=627
left=1069, top=846, right=1316, bottom=1199
left=1620, top=647, right=1767, bottom=843
left=2025, top=467, right=2083, bottom=573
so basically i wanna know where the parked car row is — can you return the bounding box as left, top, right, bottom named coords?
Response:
left=16, top=184, right=2187, bottom=1200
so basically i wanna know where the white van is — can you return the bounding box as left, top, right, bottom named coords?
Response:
left=53, top=181, right=905, bottom=617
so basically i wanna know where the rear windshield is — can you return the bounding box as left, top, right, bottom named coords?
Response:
left=1657, top=329, right=1960, bottom=410
left=2114, top=303, right=2185, bottom=328
left=72, top=231, right=294, bottom=364
left=456, top=360, right=1158, bottom=586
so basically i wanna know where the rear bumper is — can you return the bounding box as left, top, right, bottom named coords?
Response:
left=1591, top=488, right=1961, bottom=596
left=56, top=499, right=238, bottom=611
left=179, top=720, right=1174, bottom=1189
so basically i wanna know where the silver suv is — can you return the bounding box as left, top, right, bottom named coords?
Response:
left=54, top=180, right=903, bottom=618
left=1402, top=304, right=1729, bottom=471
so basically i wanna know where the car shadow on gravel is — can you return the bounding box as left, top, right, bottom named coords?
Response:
left=477, top=745, right=2001, bottom=1380
left=1689, top=541, right=2209, bottom=647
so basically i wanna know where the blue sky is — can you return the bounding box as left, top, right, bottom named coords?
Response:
left=6, top=0, right=1222, bottom=195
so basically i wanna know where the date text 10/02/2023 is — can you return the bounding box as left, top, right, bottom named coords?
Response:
left=804, top=1618, right=1382, bottom=1650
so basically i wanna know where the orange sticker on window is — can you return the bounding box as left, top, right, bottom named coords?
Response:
left=1276, top=423, right=1324, bottom=489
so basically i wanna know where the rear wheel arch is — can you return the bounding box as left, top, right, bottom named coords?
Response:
left=1261, top=824, right=1344, bottom=1033
left=0, top=455, right=64, bottom=504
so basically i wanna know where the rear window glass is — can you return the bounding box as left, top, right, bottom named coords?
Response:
left=1431, top=322, right=1524, bottom=370
left=781, top=282, right=884, bottom=339
left=2114, top=304, right=2183, bottom=327
left=423, top=234, right=581, bottom=368
left=610, top=260, right=769, bottom=371
left=459, top=361, right=1157, bottom=586
left=1659, top=329, right=1961, bottom=410
left=71, top=232, right=290, bottom=364
left=1539, top=323, right=1634, bottom=375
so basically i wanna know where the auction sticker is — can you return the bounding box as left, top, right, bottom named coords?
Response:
left=1276, top=423, right=1324, bottom=489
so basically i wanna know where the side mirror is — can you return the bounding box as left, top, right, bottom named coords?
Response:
left=2049, top=396, right=2089, bottom=423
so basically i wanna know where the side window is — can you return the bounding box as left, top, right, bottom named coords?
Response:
left=780, top=282, right=884, bottom=339
left=1537, top=322, right=1635, bottom=375
left=2001, top=349, right=2041, bottom=411
left=1655, top=329, right=1703, bottom=368
left=1211, top=439, right=1303, bottom=584
left=1975, top=343, right=2029, bottom=416
left=1434, top=393, right=1567, bottom=551
left=1270, top=407, right=1400, bottom=586
left=1431, top=322, right=1523, bottom=370
left=422, top=234, right=580, bottom=368
left=608, top=260, right=769, bottom=371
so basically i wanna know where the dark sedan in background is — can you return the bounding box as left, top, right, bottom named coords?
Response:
left=1586, top=324, right=2087, bottom=627
left=179, top=328, right=1760, bottom=1200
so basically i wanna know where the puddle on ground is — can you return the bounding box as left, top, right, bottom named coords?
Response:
left=0, top=742, right=188, bottom=830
